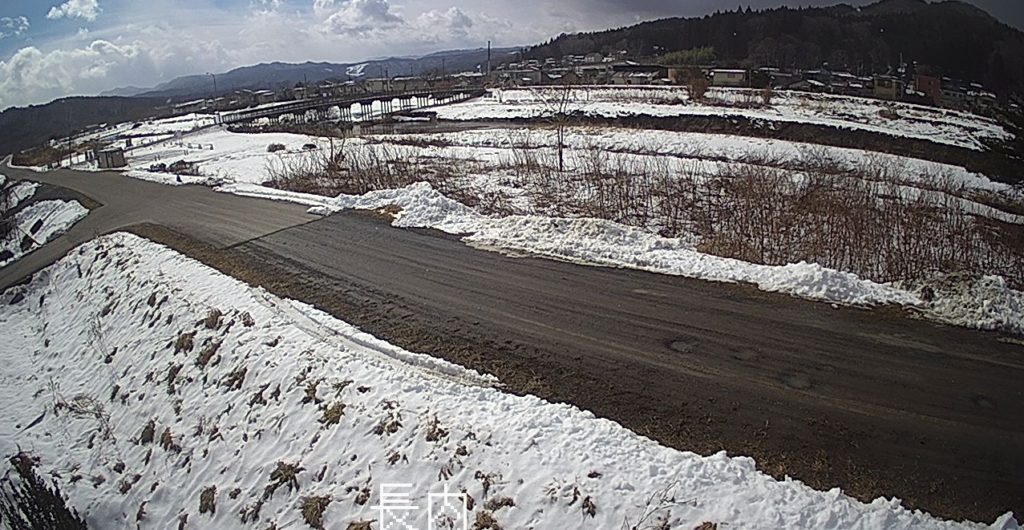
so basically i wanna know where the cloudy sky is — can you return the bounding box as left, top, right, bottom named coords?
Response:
left=0, top=0, right=1021, bottom=109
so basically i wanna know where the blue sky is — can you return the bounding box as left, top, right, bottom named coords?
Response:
left=1, top=0, right=1022, bottom=109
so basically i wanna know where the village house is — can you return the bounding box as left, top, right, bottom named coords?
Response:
left=914, top=74, right=943, bottom=106
left=710, top=69, right=747, bottom=87
left=872, top=75, right=905, bottom=100
left=253, top=89, right=277, bottom=105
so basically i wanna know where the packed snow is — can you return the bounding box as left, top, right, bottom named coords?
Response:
left=434, top=88, right=1011, bottom=151
left=0, top=232, right=1017, bottom=530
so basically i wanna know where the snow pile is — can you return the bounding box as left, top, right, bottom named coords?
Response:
left=331, top=182, right=485, bottom=232
left=0, top=232, right=1016, bottom=529
left=435, top=88, right=1011, bottom=151
left=4, top=180, right=39, bottom=206
left=1, top=177, right=88, bottom=267
left=901, top=274, right=1024, bottom=336
left=465, top=216, right=921, bottom=307
left=1, top=199, right=89, bottom=267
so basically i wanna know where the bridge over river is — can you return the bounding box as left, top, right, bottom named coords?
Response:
left=218, top=87, right=486, bottom=126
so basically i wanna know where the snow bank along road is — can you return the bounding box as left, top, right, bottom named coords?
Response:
left=2, top=165, right=1023, bottom=523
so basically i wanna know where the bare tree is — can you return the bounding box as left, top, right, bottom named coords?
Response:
left=533, top=78, right=576, bottom=172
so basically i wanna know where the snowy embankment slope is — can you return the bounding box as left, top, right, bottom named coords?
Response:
left=0, top=232, right=1017, bottom=530
left=435, top=88, right=1011, bottom=151
left=1, top=175, right=89, bottom=267
left=223, top=181, right=1024, bottom=336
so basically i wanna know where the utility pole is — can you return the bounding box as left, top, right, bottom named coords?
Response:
left=487, top=40, right=492, bottom=78
left=206, top=72, right=217, bottom=96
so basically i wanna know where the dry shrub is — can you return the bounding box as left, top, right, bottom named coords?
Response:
left=424, top=415, right=448, bottom=442
left=266, top=140, right=467, bottom=199
left=222, top=365, right=247, bottom=390
left=160, top=428, right=181, bottom=453
left=300, top=495, right=331, bottom=529
left=484, top=496, right=515, bottom=511
left=473, top=511, right=501, bottom=530
left=319, top=402, right=345, bottom=427
left=174, top=331, right=196, bottom=354
left=263, top=462, right=303, bottom=500
left=203, top=308, right=222, bottom=330
left=199, top=486, right=216, bottom=515
left=510, top=137, right=1023, bottom=288
left=138, top=420, right=156, bottom=445
left=196, top=340, right=221, bottom=368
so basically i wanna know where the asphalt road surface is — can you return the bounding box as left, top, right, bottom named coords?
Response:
left=2, top=165, right=1022, bottom=522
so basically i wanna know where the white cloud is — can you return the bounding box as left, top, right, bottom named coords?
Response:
left=416, top=7, right=474, bottom=40
left=250, top=0, right=283, bottom=11
left=0, top=16, right=30, bottom=39
left=320, top=0, right=405, bottom=36
left=46, top=0, right=102, bottom=22
left=0, top=1, right=563, bottom=107
left=0, top=34, right=233, bottom=108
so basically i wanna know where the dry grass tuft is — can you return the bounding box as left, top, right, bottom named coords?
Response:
left=160, top=428, right=181, bottom=453
left=263, top=461, right=304, bottom=500
left=222, top=366, right=248, bottom=390
left=199, top=485, right=217, bottom=515
left=473, top=511, right=502, bottom=530
left=300, top=495, right=331, bottom=529
left=167, top=364, right=183, bottom=394
left=346, top=521, right=373, bottom=530
left=424, top=415, right=448, bottom=442
left=581, top=496, right=597, bottom=517
left=174, top=331, right=196, bottom=354
left=203, top=308, right=223, bottom=330
left=302, top=379, right=323, bottom=405
left=138, top=420, right=156, bottom=445
left=196, top=339, right=222, bottom=368
left=319, top=402, right=345, bottom=427
left=484, top=496, right=515, bottom=512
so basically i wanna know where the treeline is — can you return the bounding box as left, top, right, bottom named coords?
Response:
left=525, top=0, right=1024, bottom=97
left=0, top=97, right=165, bottom=157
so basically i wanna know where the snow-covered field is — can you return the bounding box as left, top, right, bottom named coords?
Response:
left=0, top=232, right=1017, bottom=530
left=124, top=128, right=318, bottom=185
left=435, top=87, right=1011, bottom=151
left=118, top=125, right=1022, bottom=222
left=1, top=175, right=89, bottom=267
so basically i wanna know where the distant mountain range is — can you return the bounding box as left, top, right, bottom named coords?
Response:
left=101, top=47, right=515, bottom=102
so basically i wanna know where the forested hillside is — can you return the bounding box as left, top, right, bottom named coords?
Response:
left=526, top=0, right=1024, bottom=96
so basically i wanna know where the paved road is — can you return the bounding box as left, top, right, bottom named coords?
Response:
left=3, top=165, right=1023, bottom=522
left=0, top=166, right=315, bottom=290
